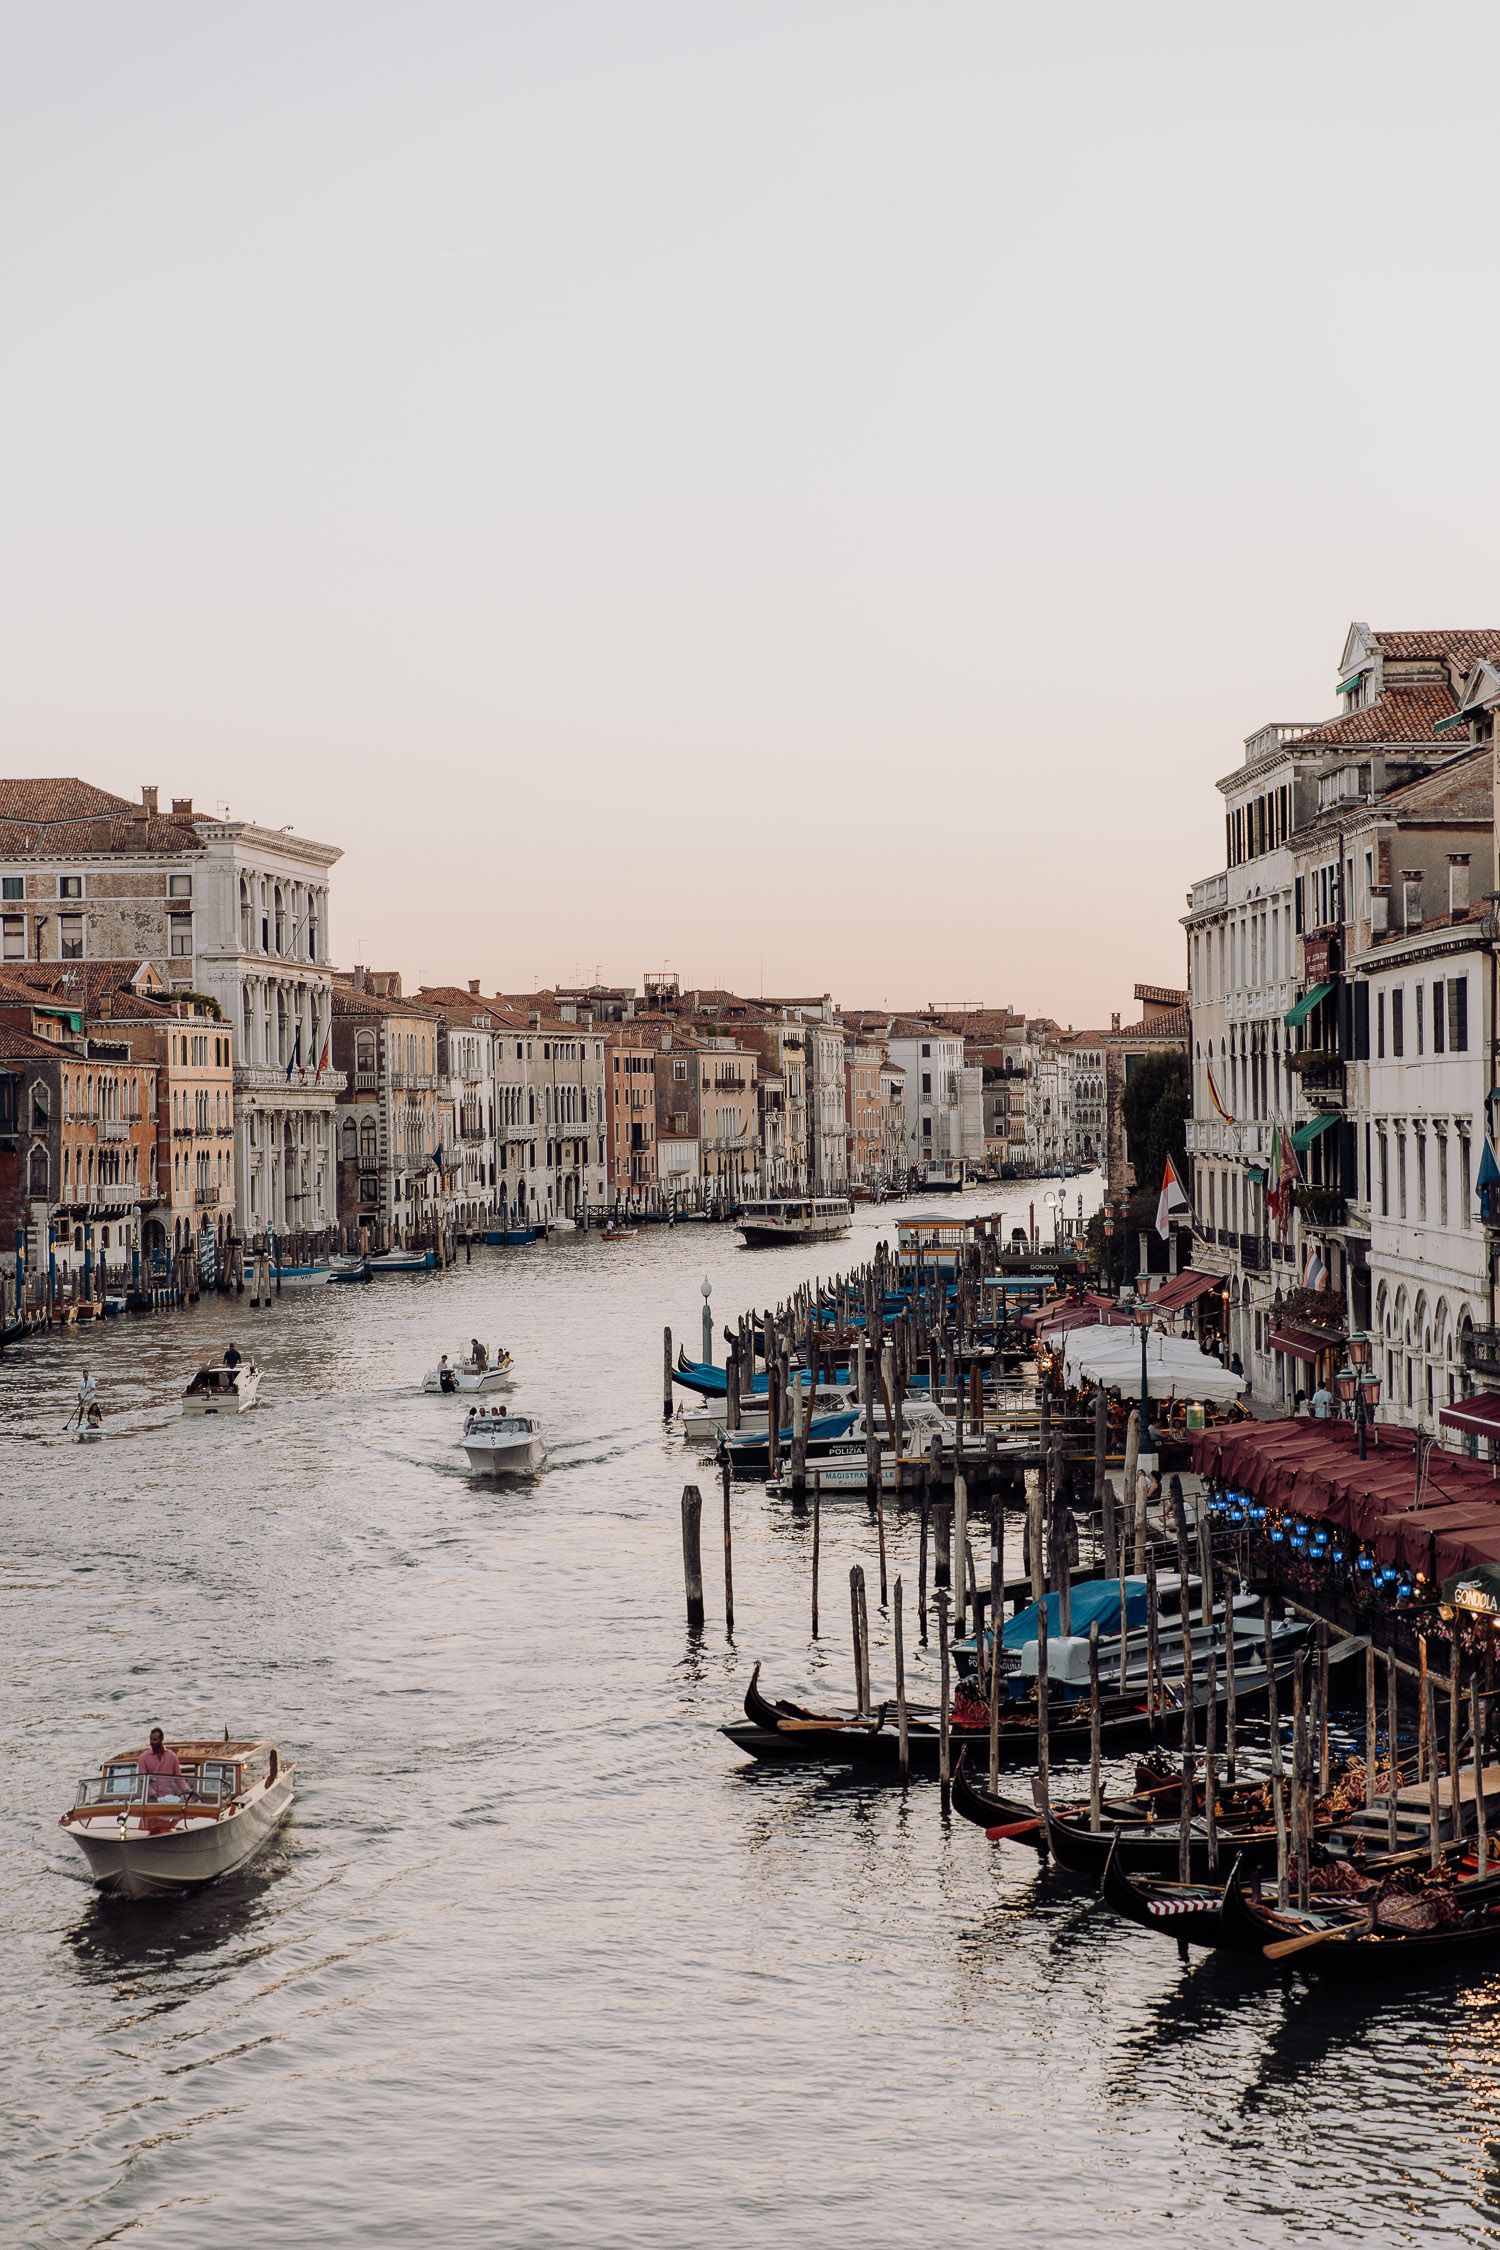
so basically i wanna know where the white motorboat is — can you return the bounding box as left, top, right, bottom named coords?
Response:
left=462, top=1408, right=546, bottom=1475
left=736, top=1197, right=853, bottom=1247
left=59, top=1737, right=294, bottom=1898
left=182, top=1363, right=261, bottom=1415
left=269, top=1261, right=332, bottom=1289
left=423, top=1347, right=514, bottom=1396
left=679, top=1382, right=859, bottom=1446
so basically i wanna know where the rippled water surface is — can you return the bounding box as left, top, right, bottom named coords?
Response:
left=7, top=1186, right=1500, bottom=2248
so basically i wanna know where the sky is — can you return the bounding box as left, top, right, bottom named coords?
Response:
left=2, top=1, right=1499, bottom=1025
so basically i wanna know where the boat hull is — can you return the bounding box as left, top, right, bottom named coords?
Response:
left=737, top=1220, right=852, bottom=1247
left=369, top=1251, right=437, bottom=1273
left=463, top=1436, right=546, bottom=1474
left=182, top=1370, right=260, bottom=1415
left=65, top=1773, right=294, bottom=1898
left=424, top=1366, right=512, bottom=1395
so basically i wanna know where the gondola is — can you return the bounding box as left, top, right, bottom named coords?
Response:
left=1100, top=1838, right=1239, bottom=1948
left=725, top=1668, right=1169, bottom=1777
left=1218, top=1859, right=1500, bottom=1971
left=949, top=1755, right=1185, bottom=1851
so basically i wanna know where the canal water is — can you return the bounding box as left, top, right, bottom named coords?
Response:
left=5, top=1179, right=1500, bottom=2249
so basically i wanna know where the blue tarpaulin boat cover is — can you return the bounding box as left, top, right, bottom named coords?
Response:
left=1002, top=1577, right=1150, bottom=1649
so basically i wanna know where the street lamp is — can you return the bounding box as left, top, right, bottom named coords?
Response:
left=1338, top=1329, right=1380, bottom=1459
left=701, top=1275, right=713, bottom=1367
left=1133, top=1275, right=1154, bottom=1465
left=1102, top=1208, right=1116, bottom=1293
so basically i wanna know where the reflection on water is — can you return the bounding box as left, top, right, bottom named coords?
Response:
left=8, top=1182, right=1500, bottom=2247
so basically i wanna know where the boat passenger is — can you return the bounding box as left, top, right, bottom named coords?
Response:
left=85, top=1401, right=103, bottom=1430
left=223, top=1342, right=242, bottom=1370
left=439, top=1354, right=457, bottom=1394
left=137, top=1728, right=185, bottom=1801
left=471, top=1338, right=488, bottom=1372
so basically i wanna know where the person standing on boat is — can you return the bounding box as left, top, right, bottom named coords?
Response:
left=223, top=1342, right=242, bottom=1370
left=439, top=1354, right=457, bottom=1393
left=137, top=1728, right=184, bottom=1800
left=470, top=1338, right=488, bottom=1372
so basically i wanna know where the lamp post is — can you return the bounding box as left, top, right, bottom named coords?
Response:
left=1133, top=1274, right=1154, bottom=1467
left=1335, top=1329, right=1380, bottom=1460
left=701, top=1275, right=713, bottom=1367
left=1102, top=1208, right=1115, bottom=1293
left=1045, top=1190, right=1062, bottom=1248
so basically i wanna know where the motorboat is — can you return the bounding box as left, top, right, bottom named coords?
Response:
left=423, top=1347, right=514, bottom=1395
left=462, top=1408, right=546, bottom=1475
left=600, top=1224, right=637, bottom=1242
left=736, top=1197, right=853, bottom=1247
left=329, top=1253, right=372, bottom=1283
left=269, top=1261, right=331, bottom=1289
left=368, top=1247, right=437, bottom=1274
left=182, top=1363, right=261, bottom=1415
left=679, top=1382, right=859, bottom=1446
left=720, top=1397, right=955, bottom=1479
left=59, top=1737, right=293, bottom=1898
left=918, top=1159, right=968, bottom=1193
left=482, top=1222, right=543, bottom=1246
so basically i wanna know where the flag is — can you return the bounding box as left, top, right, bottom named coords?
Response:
left=313, top=1029, right=331, bottom=1082
left=433, top=1143, right=445, bottom=1182
left=284, top=1025, right=301, bottom=1083
left=1266, top=1119, right=1301, bottom=1241
left=1204, top=1060, right=1235, bottom=1125
left=1155, top=1155, right=1190, bottom=1240
left=1302, top=1241, right=1328, bottom=1292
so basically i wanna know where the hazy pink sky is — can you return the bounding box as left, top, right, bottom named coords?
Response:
left=2, top=3, right=1497, bottom=1023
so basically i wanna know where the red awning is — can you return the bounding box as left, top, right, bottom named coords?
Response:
left=1189, top=1417, right=1500, bottom=1579
left=1150, top=1270, right=1220, bottom=1314
left=1440, top=1394, right=1500, bottom=1441
left=1268, top=1326, right=1332, bottom=1365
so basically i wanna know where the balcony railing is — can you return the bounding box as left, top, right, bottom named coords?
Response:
left=1291, top=1186, right=1347, bottom=1228
left=101, top=1118, right=131, bottom=1140
left=1463, top=1327, right=1500, bottom=1377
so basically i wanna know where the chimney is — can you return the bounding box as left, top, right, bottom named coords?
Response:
left=581, top=1007, right=594, bottom=1030
left=171, top=797, right=193, bottom=819
left=141, top=785, right=159, bottom=816
left=1111, top=1012, right=1121, bottom=1032
left=1401, top=869, right=1423, bottom=932
left=468, top=979, right=481, bottom=996
left=1369, top=885, right=1390, bottom=938
left=528, top=1010, right=541, bottom=1029
left=352, top=964, right=367, bottom=992
left=1449, top=853, right=1471, bottom=920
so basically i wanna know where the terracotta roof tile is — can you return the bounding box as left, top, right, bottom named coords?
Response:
left=1295, top=684, right=1461, bottom=748
left=0, top=779, right=202, bottom=857
left=1372, top=630, right=1500, bottom=664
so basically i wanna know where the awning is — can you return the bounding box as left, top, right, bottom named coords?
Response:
left=1246, top=1165, right=1267, bottom=1186
left=1284, top=981, right=1335, bottom=1031
left=1337, top=673, right=1367, bottom=696
left=1292, top=1112, right=1340, bottom=1153
left=1440, top=1395, right=1500, bottom=1441
left=1150, top=1269, right=1220, bottom=1313
left=1269, top=1325, right=1331, bottom=1365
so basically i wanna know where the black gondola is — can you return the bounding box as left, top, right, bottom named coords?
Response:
left=1100, top=1838, right=1238, bottom=1948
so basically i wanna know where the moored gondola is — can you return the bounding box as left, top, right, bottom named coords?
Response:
left=949, top=1757, right=1045, bottom=1845
left=1100, top=1838, right=1237, bottom=1948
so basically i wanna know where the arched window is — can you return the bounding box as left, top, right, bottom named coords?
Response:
left=359, top=1117, right=377, bottom=1167
left=355, top=1031, right=375, bottom=1074
left=28, top=1144, right=47, bottom=1195
left=341, top=1118, right=357, bottom=1161
left=239, top=876, right=252, bottom=951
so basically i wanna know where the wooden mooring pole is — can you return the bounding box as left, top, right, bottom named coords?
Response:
left=680, top=1483, right=704, bottom=1629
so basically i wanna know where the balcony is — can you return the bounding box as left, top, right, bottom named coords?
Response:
left=1462, top=1327, right=1500, bottom=1378
left=101, top=1118, right=131, bottom=1140
left=1291, top=1185, right=1348, bottom=1229
left=355, top=1070, right=378, bottom=1091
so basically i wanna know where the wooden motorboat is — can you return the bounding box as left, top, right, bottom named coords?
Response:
left=423, top=1347, right=514, bottom=1396
left=600, top=1225, right=637, bottom=1242
left=328, top=1253, right=372, bottom=1283
left=59, top=1737, right=294, bottom=1898
left=182, top=1363, right=260, bottom=1416
left=461, top=1408, right=546, bottom=1475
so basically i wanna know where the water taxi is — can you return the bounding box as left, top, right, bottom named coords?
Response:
left=59, top=1737, right=294, bottom=1897
left=462, top=1408, right=547, bottom=1475
left=423, top=1347, right=514, bottom=1395
left=182, top=1363, right=260, bottom=1415
left=736, top=1197, right=853, bottom=1248
left=269, top=1261, right=332, bottom=1289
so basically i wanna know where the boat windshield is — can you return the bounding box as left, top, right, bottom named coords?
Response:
left=73, top=1761, right=237, bottom=1811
